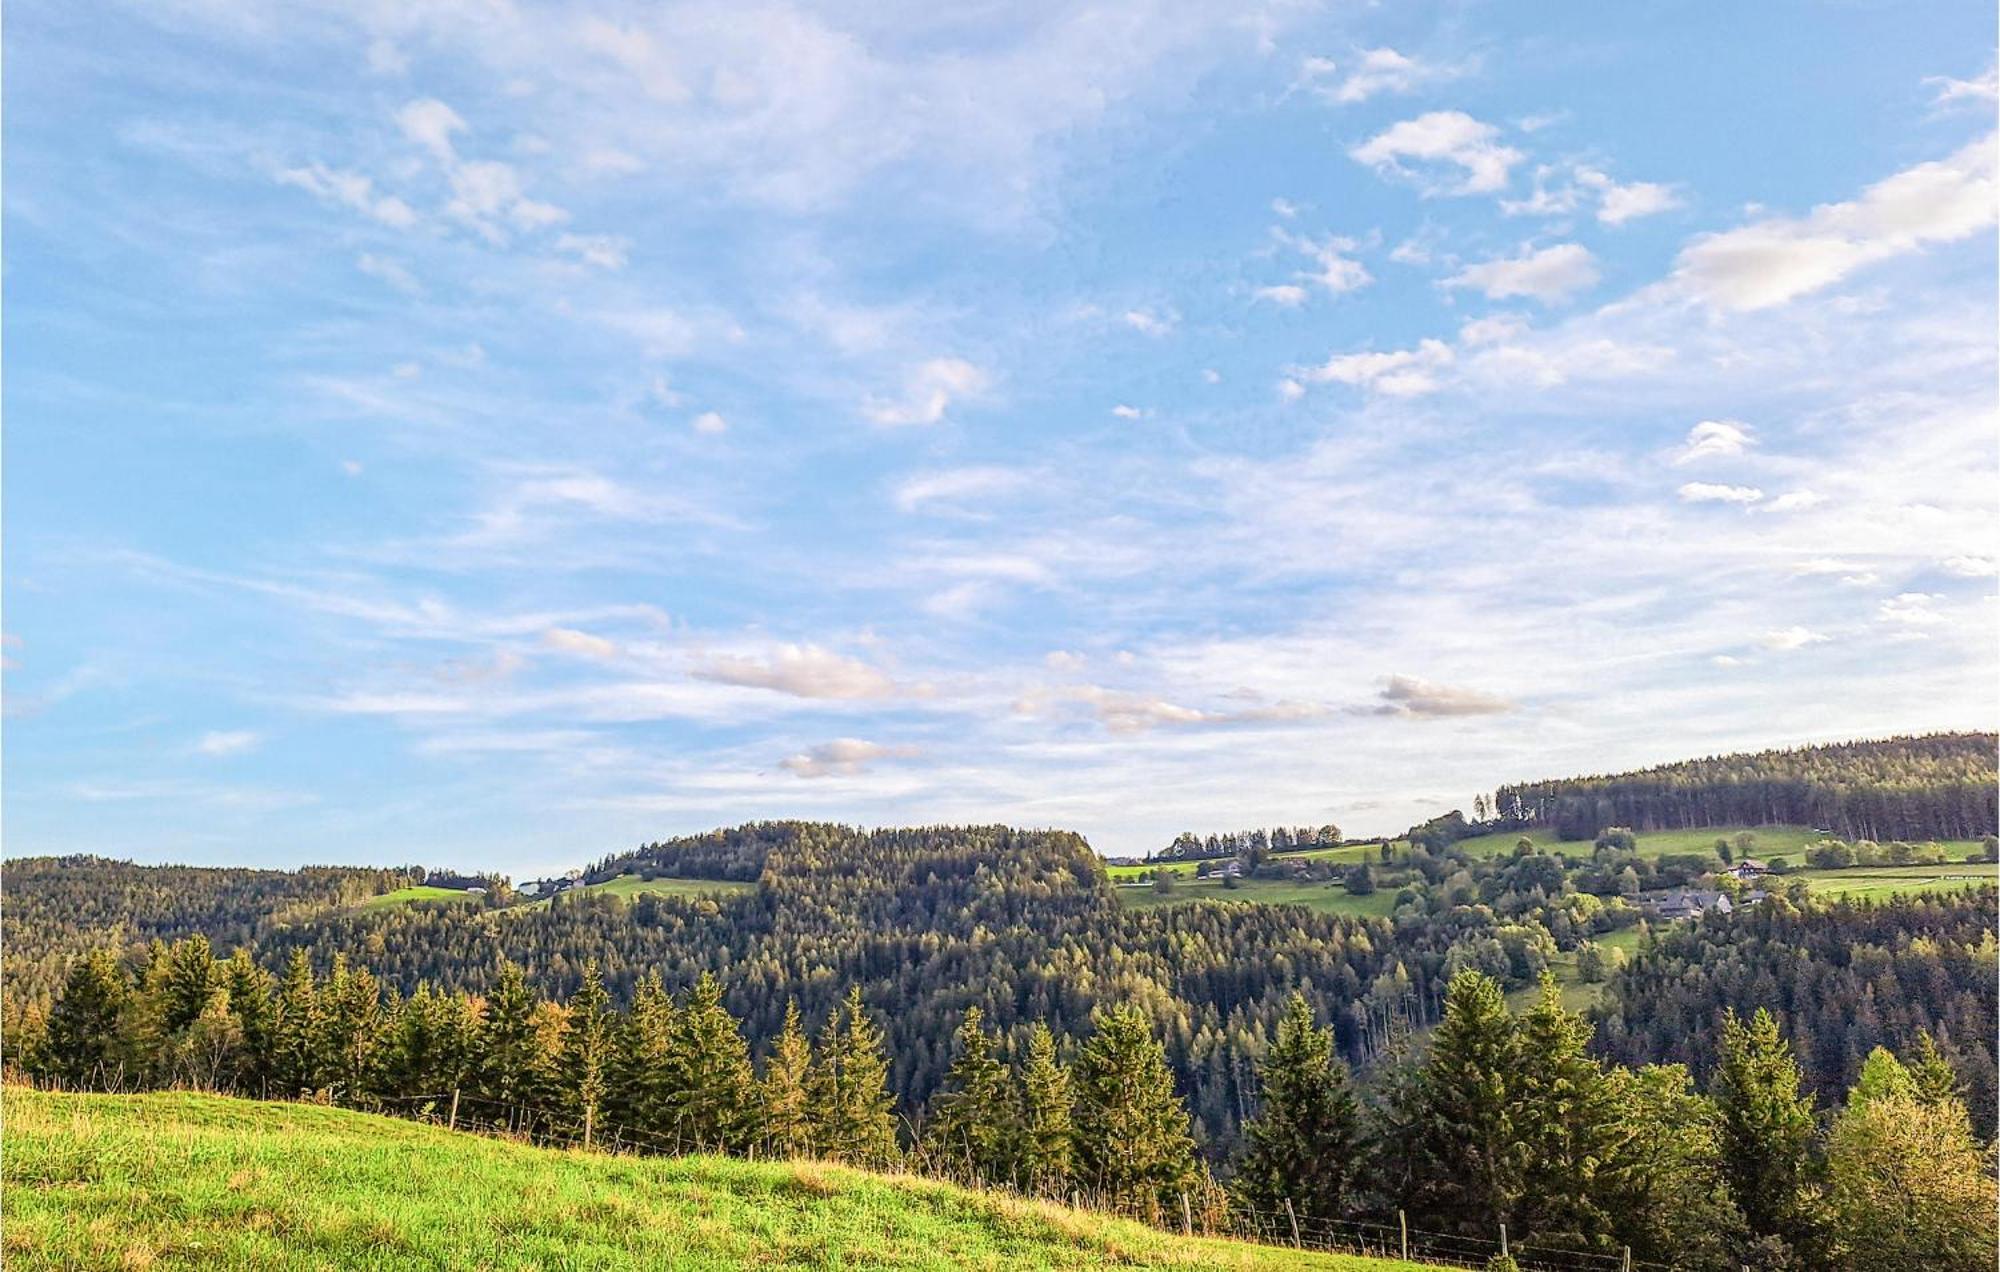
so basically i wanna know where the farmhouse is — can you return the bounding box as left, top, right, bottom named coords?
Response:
left=1645, top=888, right=1732, bottom=921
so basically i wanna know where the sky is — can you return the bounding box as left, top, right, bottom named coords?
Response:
left=4, top=1, right=1996, bottom=876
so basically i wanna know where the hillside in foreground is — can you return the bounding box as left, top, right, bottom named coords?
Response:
left=1, top=1088, right=1415, bottom=1272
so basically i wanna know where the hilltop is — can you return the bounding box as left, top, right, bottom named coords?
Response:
left=1, top=1088, right=1413, bottom=1272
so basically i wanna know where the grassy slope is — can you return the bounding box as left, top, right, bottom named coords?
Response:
left=1119, top=878, right=1398, bottom=919
left=352, top=885, right=480, bottom=912
left=4, top=1089, right=1416, bottom=1272
left=515, top=874, right=757, bottom=910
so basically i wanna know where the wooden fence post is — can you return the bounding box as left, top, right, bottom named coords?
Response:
left=1283, top=1198, right=1301, bottom=1248
left=1499, top=1223, right=1509, bottom=1258
left=1398, top=1210, right=1408, bottom=1260
left=1179, top=1192, right=1193, bottom=1237
left=583, top=1105, right=594, bottom=1150
left=1621, top=1246, right=1631, bottom=1272
left=448, top=1088, right=460, bottom=1131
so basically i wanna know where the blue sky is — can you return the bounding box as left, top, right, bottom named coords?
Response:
left=5, top=1, right=1996, bottom=874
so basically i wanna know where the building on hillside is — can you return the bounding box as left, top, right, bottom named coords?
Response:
left=1644, top=888, right=1733, bottom=921
left=1724, top=858, right=1768, bottom=881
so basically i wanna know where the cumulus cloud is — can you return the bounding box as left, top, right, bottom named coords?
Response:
left=1350, top=111, right=1524, bottom=195
left=1877, top=592, right=1944, bottom=625
left=1369, top=675, right=1513, bottom=718
left=1110, top=404, right=1143, bottom=419
left=194, top=730, right=262, bottom=757
left=1941, top=555, right=1998, bottom=577
left=555, top=232, right=630, bottom=269
left=1676, top=420, right=1752, bottom=463
left=277, top=163, right=418, bottom=228
left=1269, top=231, right=1372, bottom=298
left=1762, top=626, right=1829, bottom=652
left=1306, top=48, right=1465, bottom=105
left=779, top=737, right=916, bottom=778
left=1073, top=686, right=1322, bottom=733
left=863, top=357, right=989, bottom=426
left=1255, top=284, right=1310, bottom=307
left=396, top=97, right=466, bottom=160
left=694, top=644, right=898, bottom=699
left=1928, top=63, right=1998, bottom=107
left=1765, top=490, right=1825, bottom=513
left=1671, top=132, right=1997, bottom=310
left=1505, top=164, right=1681, bottom=225
left=892, top=466, right=1028, bottom=513
left=1123, top=309, right=1175, bottom=336
left=690, top=411, right=729, bottom=435
left=1678, top=482, right=1764, bottom=505
left=541, top=627, right=619, bottom=659
left=1293, top=338, right=1454, bottom=397
left=1792, top=558, right=1877, bottom=585
left=356, top=253, right=422, bottom=295
left=1446, top=242, right=1600, bottom=304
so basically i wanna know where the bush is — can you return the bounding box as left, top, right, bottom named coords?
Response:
left=1343, top=865, right=1375, bottom=896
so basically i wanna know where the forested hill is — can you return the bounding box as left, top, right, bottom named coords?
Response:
left=1493, top=732, right=1997, bottom=841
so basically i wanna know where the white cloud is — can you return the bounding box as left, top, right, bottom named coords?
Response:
left=1446, top=243, right=1600, bottom=304
left=1072, top=685, right=1323, bottom=733
left=1350, top=111, right=1524, bottom=195
left=1123, top=309, right=1175, bottom=337
left=1270, top=198, right=1300, bottom=219
left=1254, top=284, right=1310, bottom=307
left=1044, top=650, right=1086, bottom=672
left=863, top=358, right=989, bottom=426
left=194, top=730, right=262, bottom=757
left=1458, top=313, right=1530, bottom=346
left=396, top=97, right=466, bottom=161
left=1676, top=419, right=1752, bottom=463
left=1762, top=626, right=1829, bottom=651
left=1370, top=675, right=1513, bottom=718
left=276, top=163, right=418, bottom=228
left=1308, top=47, right=1465, bottom=105
left=356, top=253, right=422, bottom=295
left=1294, top=338, right=1454, bottom=397
left=340, top=460, right=364, bottom=477
left=1929, top=63, right=1998, bottom=107
left=1765, top=490, right=1825, bottom=513
left=1678, top=482, right=1764, bottom=505
left=1585, top=170, right=1682, bottom=225
left=541, top=627, right=619, bottom=659
left=1941, top=555, right=1998, bottom=578
left=691, top=411, right=729, bottom=435
left=1671, top=133, right=1998, bottom=310
left=1111, top=404, right=1143, bottom=419
left=1711, top=654, right=1746, bottom=668
left=1792, top=558, right=1877, bottom=586
left=1878, top=592, right=1944, bottom=625
left=892, top=466, right=1028, bottom=513
left=694, top=644, right=897, bottom=699
left=555, top=233, right=630, bottom=269
left=779, top=738, right=916, bottom=779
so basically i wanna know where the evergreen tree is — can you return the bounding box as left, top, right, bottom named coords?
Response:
left=924, top=1006, right=1017, bottom=1185
left=1071, top=1004, right=1196, bottom=1214
left=318, top=954, right=383, bottom=1105
left=609, top=972, right=677, bottom=1136
left=221, top=948, right=275, bottom=1096
left=1233, top=992, right=1360, bottom=1219
left=668, top=972, right=758, bottom=1152
left=1509, top=976, right=1619, bottom=1248
left=1016, top=1022, right=1074, bottom=1197
left=474, top=960, right=543, bottom=1118
left=1905, top=1033, right=1962, bottom=1109
left=158, top=935, right=226, bottom=1036
left=759, top=999, right=815, bottom=1159
left=1712, top=1009, right=1826, bottom=1263
left=560, top=961, right=616, bottom=1143
left=269, top=949, right=323, bottom=1097
left=1381, top=970, right=1520, bottom=1235
left=811, top=986, right=900, bottom=1168
left=1596, top=1065, right=1746, bottom=1272
left=1826, top=1083, right=1996, bottom=1271
left=36, top=949, right=133, bottom=1090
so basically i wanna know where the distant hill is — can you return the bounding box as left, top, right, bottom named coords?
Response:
left=1493, top=732, right=1998, bottom=841
left=1, top=1087, right=1410, bottom=1271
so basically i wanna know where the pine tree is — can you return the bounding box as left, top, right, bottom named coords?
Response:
left=1905, top=1033, right=1961, bottom=1109
left=1016, top=1022, right=1074, bottom=1196
left=608, top=971, right=677, bottom=1136
left=760, top=999, right=815, bottom=1159
left=36, top=949, right=133, bottom=1090
left=667, top=972, right=758, bottom=1152
left=560, top=961, right=616, bottom=1144
left=1233, top=992, right=1360, bottom=1219
left=1509, top=976, right=1620, bottom=1248
left=811, top=986, right=900, bottom=1168
left=269, top=949, right=323, bottom=1097
left=1712, top=1009, right=1826, bottom=1262
left=1383, top=970, right=1521, bottom=1235
left=924, top=1006, right=1017, bottom=1185
left=221, top=948, right=275, bottom=1096
left=318, top=954, right=382, bottom=1105
left=1596, top=1064, right=1746, bottom=1272
left=475, top=960, right=542, bottom=1121
left=1071, top=1004, right=1196, bottom=1215
left=158, top=936, right=226, bottom=1036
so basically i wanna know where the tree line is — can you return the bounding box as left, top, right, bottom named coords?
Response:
left=22, top=932, right=1993, bottom=1272
left=1492, top=732, right=1998, bottom=842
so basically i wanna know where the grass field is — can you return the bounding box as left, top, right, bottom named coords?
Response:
left=1105, top=842, right=1395, bottom=881
left=1787, top=862, right=1999, bottom=900
left=352, top=885, right=481, bottom=912
left=1, top=1088, right=1416, bottom=1271
left=1117, top=876, right=1400, bottom=919
left=517, top=873, right=757, bottom=910
left=1446, top=824, right=1984, bottom=865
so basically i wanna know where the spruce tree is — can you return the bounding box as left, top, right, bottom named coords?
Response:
left=1071, top=1004, right=1196, bottom=1214
left=37, top=949, right=133, bottom=1090
left=1596, top=1064, right=1746, bottom=1272
left=924, top=1006, right=1017, bottom=1185
left=1384, top=970, right=1521, bottom=1235
left=1509, top=975, right=1619, bottom=1248
left=318, top=955, right=382, bottom=1105
left=1233, top=992, right=1360, bottom=1219
left=475, top=960, right=542, bottom=1118
left=668, top=972, right=758, bottom=1152
left=1826, top=1082, right=1996, bottom=1271
left=269, top=949, right=323, bottom=1097
left=760, top=999, right=816, bottom=1159
left=221, top=948, right=275, bottom=1096
left=608, top=971, right=677, bottom=1136
left=1016, top=1022, right=1074, bottom=1196
left=1712, top=1009, right=1826, bottom=1262
left=560, top=961, right=616, bottom=1143
left=811, top=986, right=900, bottom=1168
left=1905, top=1033, right=1962, bottom=1109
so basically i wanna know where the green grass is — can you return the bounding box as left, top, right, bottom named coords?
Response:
left=1447, top=823, right=1984, bottom=867
left=352, top=885, right=480, bottom=912
left=517, top=874, right=757, bottom=910
left=1, top=1088, right=1417, bottom=1271
left=1105, top=843, right=1398, bottom=882
left=1117, top=876, right=1400, bottom=919
left=1786, top=862, right=1999, bottom=900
